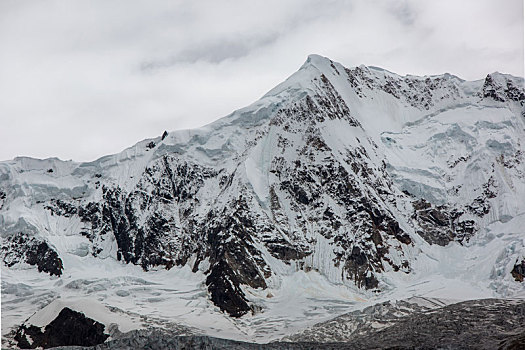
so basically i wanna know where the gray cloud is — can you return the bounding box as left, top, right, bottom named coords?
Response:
left=388, top=1, right=417, bottom=26
left=0, top=0, right=522, bottom=161
left=141, top=33, right=280, bottom=69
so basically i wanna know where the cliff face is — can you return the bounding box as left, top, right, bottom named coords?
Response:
left=1, top=55, right=524, bottom=322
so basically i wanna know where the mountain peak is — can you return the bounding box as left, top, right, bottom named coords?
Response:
left=304, top=53, right=332, bottom=67
left=301, top=54, right=348, bottom=77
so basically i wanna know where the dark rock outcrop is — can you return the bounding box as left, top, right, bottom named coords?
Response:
left=511, top=259, right=525, bottom=282
left=45, top=199, right=78, bottom=217
left=412, top=198, right=476, bottom=246
left=203, top=197, right=270, bottom=317
left=15, top=307, right=108, bottom=349
left=481, top=73, right=525, bottom=102
left=2, top=233, right=63, bottom=276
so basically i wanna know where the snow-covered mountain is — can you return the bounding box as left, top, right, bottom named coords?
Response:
left=2, top=54, right=524, bottom=347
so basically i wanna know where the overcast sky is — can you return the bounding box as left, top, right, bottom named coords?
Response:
left=1, top=0, right=523, bottom=162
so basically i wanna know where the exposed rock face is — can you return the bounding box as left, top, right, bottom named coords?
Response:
left=1, top=55, right=524, bottom=319
left=511, top=259, right=525, bottom=282
left=15, top=307, right=108, bottom=349
left=411, top=198, right=475, bottom=246
left=2, top=233, right=63, bottom=276
left=204, top=197, right=270, bottom=317
left=344, top=65, right=464, bottom=110
left=481, top=73, right=525, bottom=102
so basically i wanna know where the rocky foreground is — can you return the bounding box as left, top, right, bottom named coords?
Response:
left=12, top=298, right=524, bottom=349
